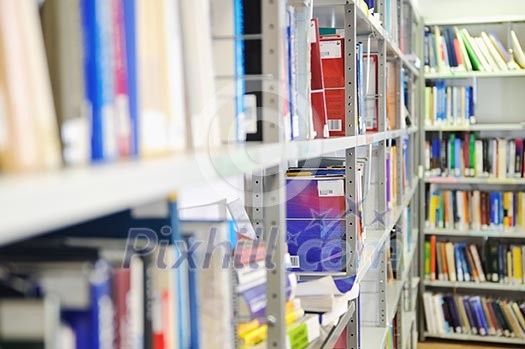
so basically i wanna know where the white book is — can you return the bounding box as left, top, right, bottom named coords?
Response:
left=481, top=32, right=508, bottom=71
left=423, top=292, right=437, bottom=334
left=446, top=86, right=452, bottom=123
left=446, top=242, right=457, bottom=282
left=180, top=0, right=220, bottom=149
left=470, top=244, right=486, bottom=282
left=498, top=139, right=508, bottom=178
left=511, top=30, right=525, bottom=69
left=433, top=294, right=447, bottom=334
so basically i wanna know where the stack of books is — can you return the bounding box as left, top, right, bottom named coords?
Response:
left=424, top=237, right=486, bottom=282
left=427, top=188, right=525, bottom=231
left=424, top=26, right=525, bottom=73
left=425, top=133, right=525, bottom=178
left=424, top=292, right=525, bottom=339
left=424, top=81, right=475, bottom=126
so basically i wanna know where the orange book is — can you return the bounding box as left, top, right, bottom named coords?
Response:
left=440, top=242, right=449, bottom=280
left=463, top=191, right=470, bottom=227
left=453, top=38, right=463, bottom=67
left=430, top=235, right=437, bottom=281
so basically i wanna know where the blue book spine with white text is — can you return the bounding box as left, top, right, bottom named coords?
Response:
left=184, top=234, right=201, bottom=349
left=169, top=200, right=192, bottom=348
left=234, top=0, right=246, bottom=142
left=123, top=0, right=139, bottom=156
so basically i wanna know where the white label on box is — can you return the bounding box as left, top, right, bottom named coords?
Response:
left=320, top=41, right=342, bottom=59
left=317, top=180, right=344, bottom=197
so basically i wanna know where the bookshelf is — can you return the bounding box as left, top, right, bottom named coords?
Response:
left=0, top=0, right=422, bottom=348
left=420, top=13, right=525, bottom=346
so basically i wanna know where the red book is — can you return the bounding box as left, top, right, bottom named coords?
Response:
left=320, top=36, right=345, bottom=137
left=463, top=132, right=470, bottom=176
left=113, top=268, right=131, bottom=349
left=112, top=0, right=131, bottom=157
left=310, top=19, right=328, bottom=138
left=430, top=235, right=437, bottom=281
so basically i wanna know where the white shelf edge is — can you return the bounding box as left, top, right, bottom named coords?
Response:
left=423, top=280, right=525, bottom=292
left=424, top=229, right=525, bottom=239
left=424, top=332, right=525, bottom=345
left=425, top=176, right=525, bottom=185
left=425, top=123, right=525, bottom=131
left=425, top=70, right=525, bottom=79
left=424, top=15, right=525, bottom=26
left=386, top=280, right=404, bottom=323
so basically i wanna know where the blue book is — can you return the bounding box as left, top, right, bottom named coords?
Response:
left=60, top=261, right=114, bottom=349
left=459, top=244, right=471, bottom=281
left=454, top=138, right=461, bottom=177
left=234, top=0, right=245, bottom=142
left=471, top=297, right=488, bottom=336
left=454, top=244, right=464, bottom=282
left=184, top=234, right=201, bottom=349
left=123, top=0, right=139, bottom=156
left=464, top=87, right=471, bottom=124
left=169, top=200, right=192, bottom=349
left=82, top=0, right=116, bottom=161
left=468, top=298, right=482, bottom=334
left=468, top=87, right=475, bottom=122
left=364, top=0, right=374, bottom=11
left=490, top=192, right=498, bottom=226
left=462, top=297, right=478, bottom=335
left=424, top=27, right=430, bottom=67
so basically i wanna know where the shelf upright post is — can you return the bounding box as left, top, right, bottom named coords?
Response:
left=260, top=0, right=287, bottom=348
left=344, top=2, right=360, bottom=348
left=417, top=15, right=427, bottom=343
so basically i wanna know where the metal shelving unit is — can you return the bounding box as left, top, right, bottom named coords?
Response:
left=419, top=14, right=525, bottom=347
left=0, top=0, right=422, bottom=348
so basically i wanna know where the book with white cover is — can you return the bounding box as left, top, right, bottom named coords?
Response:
left=180, top=0, right=221, bottom=149
left=511, top=30, right=525, bottom=69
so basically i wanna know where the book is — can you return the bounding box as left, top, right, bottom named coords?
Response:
left=511, top=30, right=525, bottom=69
left=310, top=19, right=329, bottom=139
left=0, top=0, right=61, bottom=172
left=41, top=0, right=89, bottom=166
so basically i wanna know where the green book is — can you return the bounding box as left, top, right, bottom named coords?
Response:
left=439, top=192, right=445, bottom=228
left=460, top=29, right=482, bottom=71
left=287, top=323, right=309, bottom=349
left=425, top=241, right=431, bottom=279
left=469, top=133, right=476, bottom=176
left=448, top=134, right=456, bottom=174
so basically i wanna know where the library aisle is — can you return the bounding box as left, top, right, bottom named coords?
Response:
left=1, top=0, right=525, bottom=348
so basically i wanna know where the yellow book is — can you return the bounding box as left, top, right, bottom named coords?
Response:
left=239, top=308, right=305, bottom=347
left=512, top=246, right=523, bottom=284
left=237, top=301, right=298, bottom=337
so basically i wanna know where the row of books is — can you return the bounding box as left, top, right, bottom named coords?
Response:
left=424, top=81, right=475, bottom=126
left=1, top=0, right=245, bottom=172
left=0, top=197, right=242, bottom=349
left=427, top=188, right=525, bottom=230
left=283, top=140, right=413, bottom=274
left=424, top=26, right=525, bottom=73
left=425, top=134, right=525, bottom=178
left=423, top=292, right=525, bottom=338
left=423, top=238, right=525, bottom=284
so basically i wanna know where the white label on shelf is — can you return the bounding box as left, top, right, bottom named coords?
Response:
left=317, top=180, right=344, bottom=197
left=243, top=94, right=258, bottom=134
left=290, top=255, right=300, bottom=268
left=310, top=21, right=316, bottom=43
left=320, top=40, right=342, bottom=59
left=327, top=119, right=342, bottom=131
